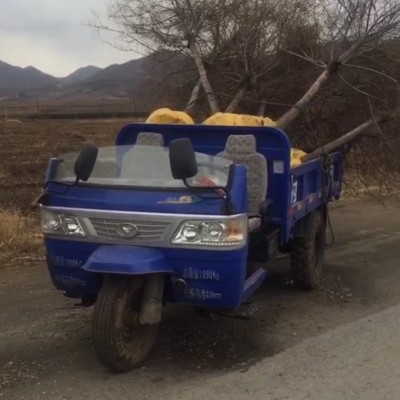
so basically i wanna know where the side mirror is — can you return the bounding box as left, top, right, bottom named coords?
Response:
left=74, top=144, right=98, bottom=182
left=169, top=138, right=198, bottom=180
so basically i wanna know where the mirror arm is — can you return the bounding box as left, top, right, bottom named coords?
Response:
left=43, top=177, right=79, bottom=194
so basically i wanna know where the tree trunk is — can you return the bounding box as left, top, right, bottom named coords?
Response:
left=184, top=78, right=202, bottom=114
left=301, top=114, right=392, bottom=163
left=189, top=42, right=220, bottom=114
left=277, top=67, right=335, bottom=129
left=257, top=99, right=267, bottom=116
left=225, top=84, right=248, bottom=113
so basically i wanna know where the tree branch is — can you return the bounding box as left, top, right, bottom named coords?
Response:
left=224, top=81, right=250, bottom=113
left=301, top=112, right=396, bottom=163
left=277, top=63, right=339, bottom=129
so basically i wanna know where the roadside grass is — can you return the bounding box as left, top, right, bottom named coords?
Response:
left=0, top=208, right=43, bottom=266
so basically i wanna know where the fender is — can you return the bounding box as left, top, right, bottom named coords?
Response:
left=293, top=208, right=324, bottom=240
left=82, top=245, right=173, bottom=275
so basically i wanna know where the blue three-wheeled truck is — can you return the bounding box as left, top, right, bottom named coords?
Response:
left=38, top=123, right=343, bottom=372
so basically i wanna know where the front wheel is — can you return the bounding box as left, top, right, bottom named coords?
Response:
left=290, top=210, right=325, bottom=290
left=92, top=275, right=159, bottom=372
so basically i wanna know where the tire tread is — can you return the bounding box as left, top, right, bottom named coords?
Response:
left=92, top=276, right=157, bottom=372
left=290, top=211, right=324, bottom=291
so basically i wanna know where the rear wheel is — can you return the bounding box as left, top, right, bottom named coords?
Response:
left=290, top=211, right=325, bottom=290
left=92, top=275, right=158, bottom=372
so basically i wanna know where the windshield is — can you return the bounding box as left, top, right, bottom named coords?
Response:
left=53, top=144, right=233, bottom=189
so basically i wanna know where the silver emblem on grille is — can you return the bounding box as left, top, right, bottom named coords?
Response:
left=116, top=223, right=139, bottom=238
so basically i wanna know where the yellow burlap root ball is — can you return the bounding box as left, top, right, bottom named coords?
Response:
left=146, top=108, right=194, bottom=124
left=291, top=148, right=307, bottom=168
left=202, top=112, right=277, bottom=127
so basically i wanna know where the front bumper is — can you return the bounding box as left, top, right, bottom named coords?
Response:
left=44, top=238, right=247, bottom=309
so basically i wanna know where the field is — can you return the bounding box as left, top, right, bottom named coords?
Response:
left=0, top=99, right=146, bottom=119
left=0, top=118, right=135, bottom=209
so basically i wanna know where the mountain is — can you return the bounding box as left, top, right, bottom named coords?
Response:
left=0, top=61, right=58, bottom=97
left=0, top=51, right=193, bottom=107
left=61, top=65, right=102, bottom=85
left=76, top=51, right=194, bottom=105
left=82, top=51, right=188, bottom=88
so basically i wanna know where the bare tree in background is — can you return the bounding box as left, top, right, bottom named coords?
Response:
left=277, top=0, right=400, bottom=128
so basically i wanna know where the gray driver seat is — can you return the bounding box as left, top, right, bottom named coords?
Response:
left=217, top=135, right=268, bottom=231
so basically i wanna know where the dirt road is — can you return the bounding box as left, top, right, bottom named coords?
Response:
left=1, top=198, right=400, bottom=399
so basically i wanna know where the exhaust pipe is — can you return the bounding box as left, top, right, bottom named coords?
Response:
left=139, top=274, right=165, bottom=325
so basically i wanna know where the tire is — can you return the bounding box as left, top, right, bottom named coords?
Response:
left=290, top=210, right=325, bottom=290
left=92, top=275, right=159, bottom=372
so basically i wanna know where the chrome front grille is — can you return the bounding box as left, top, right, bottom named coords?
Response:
left=89, top=217, right=172, bottom=243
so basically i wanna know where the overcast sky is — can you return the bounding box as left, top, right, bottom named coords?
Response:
left=0, top=0, right=137, bottom=77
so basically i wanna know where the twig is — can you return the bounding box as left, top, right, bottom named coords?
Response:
left=343, top=63, right=399, bottom=83
left=337, top=72, right=382, bottom=101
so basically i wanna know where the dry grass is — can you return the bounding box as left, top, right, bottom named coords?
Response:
left=0, top=209, right=43, bottom=265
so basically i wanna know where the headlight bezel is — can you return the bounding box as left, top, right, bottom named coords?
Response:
left=41, top=210, right=85, bottom=237
left=171, top=216, right=247, bottom=248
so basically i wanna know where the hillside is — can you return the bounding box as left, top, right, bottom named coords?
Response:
left=75, top=51, right=193, bottom=105
left=0, top=61, right=58, bottom=97
left=0, top=51, right=193, bottom=108
left=60, top=66, right=102, bottom=85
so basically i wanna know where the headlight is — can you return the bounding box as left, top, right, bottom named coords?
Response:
left=41, top=210, right=85, bottom=237
left=43, top=213, right=62, bottom=231
left=207, top=223, right=225, bottom=239
left=172, top=217, right=247, bottom=247
left=182, top=224, right=201, bottom=241
left=64, top=216, right=84, bottom=235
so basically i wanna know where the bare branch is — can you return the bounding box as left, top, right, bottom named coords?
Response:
left=225, top=82, right=249, bottom=113
left=302, top=111, right=396, bottom=162
left=337, top=71, right=383, bottom=100
left=277, top=64, right=339, bottom=129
